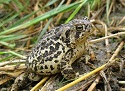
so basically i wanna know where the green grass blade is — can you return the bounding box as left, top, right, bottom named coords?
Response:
left=0, top=55, right=13, bottom=62
left=13, top=0, right=24, bottom=10
left=45, top=0, right=58, bottom=7
left=65, top=0, right=89, bottom=23
left=9, top=0, right=57, bottom=29
left=0, top=0, right=11, bottom=4
left=8, top=50, right=26, bottom=59
left=0, top=11, right=15, bottom=22
left=0, top=51, right=9, bottom=55
left=0, top=1, right=81, bottom=35
left=0, top=41, right=15, bottom=48
left=36, top=18, right=53, bottom=43
left=91, top=0, right=100, bottom=10
left=36, top=0, right=66, bottom=43
left=0, top=34, right=27, bottom=42
left=0, top=13, right=19, bottom=28
left=8, top=11, right=38, bottom=28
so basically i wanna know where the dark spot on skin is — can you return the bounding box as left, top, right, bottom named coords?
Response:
left=40, top=71, right=44, bottom=73
left=67, top=65, right=71, bottom=68
left=30, top=52, right=35, bottom=58
left=49, top=56, right=53, bottom=60
left=57, top=64, right=60, bottom=70
left=54, top=34, right=60, bottom=40
left=81, top=33, right=85, bottom=36
left=54, top=60, right=59, bottom=63
left=49, top=41, right=54, bottom=45
left=34, top=66, right=37, bottom=71
left=65, top=29, right=70, bottom=38
left=50, top=46, right=55, bottom=52
left=44, top=59, right=48, bottom=62
left=43, top=51, right=48, bottom=57
left=40, top=59, right=44, bottom=64
left=39, top=46, right=44, bottom=50
left=37, top=55, right=42, bottom=61
left=61, top=36, right=64, bottom=41
left=65, top=59, right=70, bottom=62
left=54, top=54, right=58, bottom=58
left=75, top=31, right=81, bottom=39
left=31, top=59, right=37, bottom=71
left=62, top=70, right=68, bottom=74
left=50, top=65, right=54, bottom=70
left=41, top=40, right=46, bottom=45
left=47, top=38, right=49, bottom=41
left=54, top=51, right=62, bottom=58
left=45, top=65, right=48, bottom=69
left=33, top=49, right=38, bottom=55
left=62, top=46, right=65, bottom=53
left=36, top=46, right=39, bottom=51
left=40, top=66, right=44, bottom=70
left=55, top=42, right=60, bottom=50
left=66, top=43, right=70, bottom=47
left=57, top=51, right=62, bottom=55
left=46, top=56, right=53, bottom=61
left=53, top=36, right=59, bottom=41
left=85, top=24, right=88, bottom=30
left=65, top=38, right=70, bottom=46
left=65, top=49, right=73, bottom=59
left=61, top=62, right=66, bottom=68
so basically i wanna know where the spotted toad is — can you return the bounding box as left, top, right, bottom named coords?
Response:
left=11, top=17, right=93, bottom=91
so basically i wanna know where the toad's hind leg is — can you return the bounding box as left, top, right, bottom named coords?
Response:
left=11, top=72, right=29, bottom=91
left=11, top=72, right=42, bottom=91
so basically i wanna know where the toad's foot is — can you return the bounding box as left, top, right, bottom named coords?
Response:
left=61, top=65, right=76, bottom=79
left=11, top=72, right=42, bottom=91
left=11, top=72, right=29, bottom=91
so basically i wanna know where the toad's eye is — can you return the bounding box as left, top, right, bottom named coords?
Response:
left=75, top=25, right=85, bottom=31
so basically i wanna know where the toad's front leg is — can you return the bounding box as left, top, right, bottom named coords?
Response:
left=60, top=49, right=78, bottom=79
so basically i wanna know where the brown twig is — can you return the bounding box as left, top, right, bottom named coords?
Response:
left=89, top=32, right=125, bottom=44
left=87, top=76, right=100, bottom=91
left=0, top=59, right=26, bottom=67
left=0, top=64, right=26, bottom=71
left=30, top=77, right=49, bottom=91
